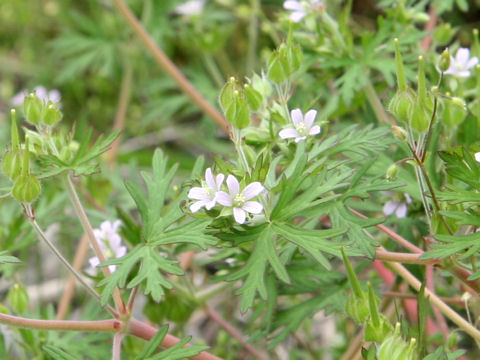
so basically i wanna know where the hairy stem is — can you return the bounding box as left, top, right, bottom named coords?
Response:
left=111, top=0, right=231, bottom=135
left=113, top=332, right=124, bottom=360
left=375, top=249, right=437, bottom=264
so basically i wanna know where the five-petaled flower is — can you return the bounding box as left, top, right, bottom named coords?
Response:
left=279, top=108, right=321, bottom=143
left=382, top=192, right=412, bottom=219
left=89, top=220, right=127, bottom=273
left=188, top=168, right=225, bottom=213
left=444, top=48, right=479, bottom=78
left=216, top=175, right=264, bottom=224
left=283, top=0, right=323, bottom=23
left=11, top=85, right=61, bottom=107
left=174, top=0, right=205, bottom=16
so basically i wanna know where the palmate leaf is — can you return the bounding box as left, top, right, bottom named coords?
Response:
left=226, top=224, right=290, bottom=313
left=438, top=148, right=480, bottom=190
left=98, top=246, right=183, bottom=305
left=421, top=232, right=480, bottom=261
left=436, top=186, right=480, bottom=206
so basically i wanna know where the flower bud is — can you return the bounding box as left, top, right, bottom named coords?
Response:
left=2, top=150, right=22, bottom=180
left=43, top=102, right=63, bottom=126
left=410, top=101, right=430, bottom=132
left=12, top=173, right=41, bottom=203
left=8, top=283, right=29, bottom=313
left=345, top=292, right=369, bottom=323
left=438, top=49, right=451, bottom=72
left=388, top=89, right=416, bottom=122
left=386, top=164, right=399, bottom=181
left=442, top=95, right=466, bottom=127
left=268, top=47, right=290, bottom=83
left=244, top=84, right=263, bottom=111
left=391, top=125, right=407, bottom=141
left=23, top=93, right=44, bottom=125
left=365, top=314, right=393, bottom=343
left=447, top=331, right=458, bottom=350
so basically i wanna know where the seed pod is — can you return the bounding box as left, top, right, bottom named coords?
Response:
left=43, top=102, right=63, bottom=126
left=386, top=164, right=399, bottom=181
left=12, top=173, right=41, bottom=203
left=8, top=283, right=29, bottom=313
left=23, top=93, right=44, bottom=125
left=438, top=49, right=451, bottom=72
left=388, top=89, right=416, bottom=123
left=2, top=150, right=22, bottom=180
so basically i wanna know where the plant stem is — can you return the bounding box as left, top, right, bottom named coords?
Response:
left=382, top=291, right=464, bottom=305
left=0, top=312, right=121, bottom=332
left=386, top=257, right=480, bottom=343
left=30, top=219, right=117, bottom=316
left=113, top=332, right=124, bottom=360
left=364, top=79, right=392, bottom=124
left=205, top=305, right=268, bottom=360
left=246, top=0, right=260, bottom=73
left=375, top=249, right=437, bottom=264
left=128, top=318, right=223, bottom=360
left=111, top=0, right=231, bottom=135
left=107, top=60, right=133, bottom=167
left=63, top=174, right=126, bottom=314
left=202, top=53, right=225, bottom=88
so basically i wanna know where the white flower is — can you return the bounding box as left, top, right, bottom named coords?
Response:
left=444, top=48, right=479, bottom=78
left=216, top=175, right=264, bottom=224
left=382, top=193, right=412, bottom=219
left=283, top=0, right=323, bottom=23
left=11, top=85, right=61, bottom=107
left=174, top=0, right=205, bottom=16
left=188, top=168, right=224, bottom=212
left=279, top=108, right=321, bottom=143
left=89, top=220, right=126, bottom=273
left=475, top=152, right=480, bottom=162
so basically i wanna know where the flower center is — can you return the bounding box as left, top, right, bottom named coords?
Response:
left=233, top=193, right=246, bottom=208
left=295, top=122, right=308, bottom=136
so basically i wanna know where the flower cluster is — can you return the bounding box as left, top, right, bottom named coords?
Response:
left=11, top=85, right=61, bottom=107
left=188, top=168, right=265, bottom=224
left=88, top=220, right=127, bottom=273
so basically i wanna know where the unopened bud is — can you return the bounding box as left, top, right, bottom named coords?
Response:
left=345, top=292, right=369, bottom=324
left=23, top=93, right=44, bottom=125
left=392, top=125, right=407, bottom=141
left=438, top=49, right=451, bottom=72
left=388, top=89, right=416, bottom=122
left=2, top=150, right=22, bottom=180
left=43, top=103, right=63, bottom=126
left=8, top=283, right=29, bottom=313
left=386, top=164, right=399, bottom=181
left=411, top=101, right=430, bottom=132
left=12, top=173, right=41, bottom=203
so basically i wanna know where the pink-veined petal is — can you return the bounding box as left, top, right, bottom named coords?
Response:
left=383, top=201, right=398, bottom=216
left=226, top=175, right=240, bottom=195
left=48, top=90, right=61, bottom=103
left=243, top=201, right=263, bottom=214
left=290, top=108, right=303, bottom=126
left=395, top=203, right=407, bottom=218
left=294, top=136, right=307, bottom=143
left=205, top=199, right=217, bottom=210
left=309, top=125, right=321, bottom=136
left=190, top=200, right=206, bottom=213
left=279, top=128, right=298, bottom=139
left=34, top=86, right=48, bottom=101
left=89, top=257, right=100, bottom=268
left=216, top=191, right=232, bottom=206
left=215, top=173, right=225, bottom=189
left=290, top=10, right=306, bottom=22
left=115, top=246, right=127, bottom=258
left=242, top=182, right=264, bottom=200
left=456, top=70, right=471, bottom=78
left=456, top=48, right=470, bottom=65
left=108, top=265, right=118, bottom=273
left=304, top=109, right=318, bottom=128
left=109, top=234, right=122, bottom=249
left=233, top=208, right=247, bottom=224
left=283, top=0, right=303, bottom=11
left=205, top=168, right=215, bottom=189
left=466, top=56, right=479, bottom=69
left=188, top=187, right=209, bottom=200
left=405, top=193, right=413, bottom=204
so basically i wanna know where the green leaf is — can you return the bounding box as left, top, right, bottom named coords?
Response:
left=42, top=345, right=80, bottom=360
left=150, top=219, right=216, bottom=250
left=136, top=326, right=169, bottom=360
left=438, top=148, right=480, bottom=190
left=421, top=232, right=480, bottom=261
left=272, top=223, right=347, bottom=269
left=226, top=225, right=289, bottom=312
left=0, top=251, right=20, bottom=264
left=146, top=337, right=208, bottom=360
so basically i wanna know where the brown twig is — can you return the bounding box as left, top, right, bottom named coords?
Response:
left=375, top=249, right=437, bottom=264
left=107, top=60, right=133, bottom=167
left=111, top=0, right=231, bottom=135
left=421, top=5, right=438, bottom=51
left=382, top=291, right=464, bottom=306
left=204, top=305, right=268, bottom=360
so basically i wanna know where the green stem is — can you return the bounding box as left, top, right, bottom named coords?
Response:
left=29, top=220, right=117, bottom=315
left=246, top=0, right=260, bottom=73
left=202, top=53, right=224, bottom=88
left=233, top=128, right=251, bottom=175
left=364, top=79, right=391, bottom=124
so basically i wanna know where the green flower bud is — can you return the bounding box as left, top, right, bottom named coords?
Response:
left=288, top=44, right=303, bottom=73
left=386, top=164, right=399, bottom=181
left=365, top=314, right=393, bottom=343
left=410, top=101, right=430, bottom=132
left=12, top=173, right=41, bottom=203
left=411, top=12, right=429, bottom=23
left=391, top=125, right=407, bottom=141
left=23, top=93, right=44, bottom=125
left=2, top=150, right=23, bottom=180
left=244, top=84, right=263, bottom=111
left=8, top=283, right=29, bottom=313
left=43, top=102, right=63, bottom=126
left=388, top=88, right=416, bottom=122
left=345, top=292, right=369, bottom=323
left=219, top=78, right=251, bottom=129
left=268, top=48, right=290, bottom=83
left=442, top=93, right=466, bottom=127
left=447, top=331, right=458, bottom=350
left=438, top=49, right=451, bottom=72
